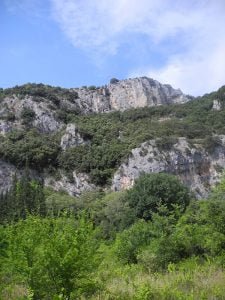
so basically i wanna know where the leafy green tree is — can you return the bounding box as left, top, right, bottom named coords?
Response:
left=21, top=107, right=36, bottom=126
left=1, top=216, right=99, bottom=299
left=126, top=173, right=191, bottom=220
left=0, top=171, right=46, bottom=223
left=113, top=220, right=153, bottom=264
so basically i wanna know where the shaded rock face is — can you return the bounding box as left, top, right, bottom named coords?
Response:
left=112, top=137, right=225, bottom=198
left=0, top=160, right=40, bottom=194
left=45, top=171, right=95, bottom=197
left=60, top=123, right=89, bottom=150
left=0, top=160, right=17, bottom=192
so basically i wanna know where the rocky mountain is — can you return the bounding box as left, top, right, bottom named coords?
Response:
left=0, top=77, right=224, bottom=198
left=0, top=77, right=191, bottom=135
left=73, top=77, right=191, bottom=113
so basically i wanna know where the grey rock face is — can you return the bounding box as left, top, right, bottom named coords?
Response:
left=0, top=160, right=40, bottom=194
left=0, top=95, right=63, bottom=133
left=74, top=77, right=190, bottom=113
left=45, top=171, right=95, bottom=196
left=212, top=99, right=221, bottom=111
left=0, top=160, right=18, bottom=193
left=60, top=123, right=88, bottom=150
left=112, top=137, right=225, bottom=198
left=108, top=77, right=189, bottom=111
left=0, top=120, right=12, bottom=135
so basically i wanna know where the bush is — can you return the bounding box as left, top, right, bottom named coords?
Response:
left=126, top=173, right=191, bottom=220
left=110, top=78, right=119, bottom=84
left=113, top=220, right=153, bottom=263
left=21, top=107, right=36, bottom=125
left=88, top=85, right=96, bottom=90
left=0, top=129, right=60, bottom=170
left=5, top=112, right=16, bottom=122
left=1, top=216, right=99, bottom=299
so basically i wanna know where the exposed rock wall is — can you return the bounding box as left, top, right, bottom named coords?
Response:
left=107, top=77, right=189, bottom=111
left=60, top=123, right=89, bottom=150
left=112, top=137, right=225, bottom=198
left=0, top=160, right=40, bottom=194
left=74, top=77, right=190, bottom=113
left=0, top=95, right=63, bottom=133
left=44, top=171, right=95, bottom=196
left=0, top=160, right=18, bottom=192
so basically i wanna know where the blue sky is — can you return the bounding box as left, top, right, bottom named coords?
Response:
left=1, top=0, right=225, bottom=96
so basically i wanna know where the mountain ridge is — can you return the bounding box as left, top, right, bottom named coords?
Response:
left=0, top=77, right=225, bottom=198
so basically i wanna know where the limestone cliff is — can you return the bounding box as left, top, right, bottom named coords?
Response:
left=74, top=77, right=190, bottom=113
left=112, top=137, right=225, bottom=198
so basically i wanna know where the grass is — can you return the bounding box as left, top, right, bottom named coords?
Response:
left=89, top=259, right=225, bottom=299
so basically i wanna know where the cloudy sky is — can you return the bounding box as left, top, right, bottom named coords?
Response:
left=1, top=0, right=225, bottom=95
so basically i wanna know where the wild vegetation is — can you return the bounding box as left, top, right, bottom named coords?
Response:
left=1, top=172, right=225, bottom=299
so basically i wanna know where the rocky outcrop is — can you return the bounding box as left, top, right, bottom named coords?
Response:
left=212, top=99, right=222, bottom=111
left=60, top=123, right=89, bottom=150
left=0, top=160, right=18, bottom=193
left=74, top=77, right=191, bottom=113
left=0, top=95, right=63, bottom=133
left=45, top=171, right=95, bottom=196
left=112, top=137, right=225, bottom=198
left=107, top=77, right=189, bottom=111
left=0, top=120, right=12, bottom=136
left=0, top=160, right=40, bottom=194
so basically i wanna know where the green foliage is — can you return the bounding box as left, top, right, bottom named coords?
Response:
left=1, top=83, right=79, bottom=106
left=126, top=173, right=191, bottom=220
left=110, top=78, right=119, bottom=84
left=58, top=141, right=127, bottom=185
left=88, top=85, right=97, bottom=90
left=86, top=191, right=136, bottom=238
left=0, top=129, right=60, bottom=170
left=113, top=220, right=153, bottom=264
left=0, top=172, right=46, bottom=223
left=5, top=112, right=16, bottom=122
left=0, top=216, right=99, bottom=299
left=21, top=107, right=36, bottom=125
left=1, top=178, right=225, bottom=298
left=202, top=135, right=222, bottom=153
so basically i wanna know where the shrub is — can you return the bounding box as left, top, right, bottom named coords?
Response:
left=126, top=173, right=191, bottom=220
left=21, top=107, right=36, bottom=125
left=110, top=78, right=119, bottom=84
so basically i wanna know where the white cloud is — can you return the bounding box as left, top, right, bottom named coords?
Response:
left=51, top=0, right=202, bottom=52
left=129, top=1, right=225, bottom=95
left=50, top=1, right=225, bottom=95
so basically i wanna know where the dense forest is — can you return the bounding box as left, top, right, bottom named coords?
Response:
left=1, top=170, right=225, bottom=299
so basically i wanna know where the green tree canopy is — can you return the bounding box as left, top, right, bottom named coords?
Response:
left=126, top=173, right=191, bottom=220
